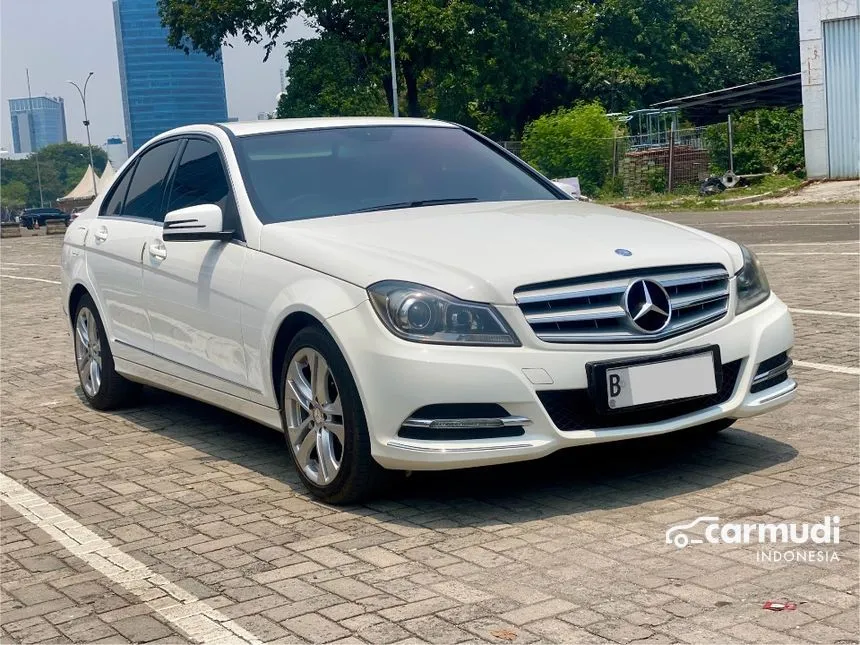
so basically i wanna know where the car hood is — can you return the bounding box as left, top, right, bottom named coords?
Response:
left=260, top=200, right=742, bottom=304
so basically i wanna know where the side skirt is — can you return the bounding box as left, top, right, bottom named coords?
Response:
left=114, top=357, right=283, bottom=431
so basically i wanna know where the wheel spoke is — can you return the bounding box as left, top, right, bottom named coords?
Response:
left=311, top=352, right=329, bottom=405
left=78, top=355, right=91, bottom=381
left=89, top=358, right=101, bottom=393
left=324, top=420, right=345, bottom=445
left=296, top=428, right=317, bottom=470
left=87, top=312, right=97, bottom=349
left=286, top=360, right=313, bottom=411
left=76, top=316, right=88, bottom=348
left=323, top=394, right=342, bottom=417
left=287, top=414, right=312, bottom=442
left=316, top=429, right=332, bottom=483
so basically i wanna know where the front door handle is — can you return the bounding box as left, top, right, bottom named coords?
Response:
left=93, top=225, right=108, bottom=242
left=149, top=240, right=167, bottom=260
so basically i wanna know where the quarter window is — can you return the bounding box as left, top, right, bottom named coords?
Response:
left=123, top=140, right=181, bottom=220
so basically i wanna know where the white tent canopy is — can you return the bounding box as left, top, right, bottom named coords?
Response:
left=96, top=163, right=116, bottom=194
left=58, top=165, right=99, bottom=203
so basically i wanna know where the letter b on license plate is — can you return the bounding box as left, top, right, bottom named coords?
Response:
left=606, top=352, right=717, bottom=410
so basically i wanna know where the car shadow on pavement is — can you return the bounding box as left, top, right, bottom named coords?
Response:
left=112, top=386, right=798, bottom=524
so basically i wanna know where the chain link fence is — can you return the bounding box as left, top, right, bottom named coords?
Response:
left=502, top=126, right=731, bottom=197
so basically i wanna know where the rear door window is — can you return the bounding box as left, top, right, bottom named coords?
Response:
left=123, top=141, right=181, bottom=220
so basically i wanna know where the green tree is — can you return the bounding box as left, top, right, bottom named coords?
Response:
left=36, top=143, right=108, bottom=189
left=520, top=102, right=614, bottom=195
left=158, top=0, right=569, bottom=137
left=0, top=181, right=29, bottom=210
left=692, top=0, right=799, bottom=90
left=705, top=108, right=804, bottom=175
left=277, top=37, right=389, bottom=118
left=0, top=143, right=107, bottom=207
left=158, top=0, right=800, bottom=140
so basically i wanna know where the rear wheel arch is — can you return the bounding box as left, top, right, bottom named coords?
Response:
left=68, top=284, right=91, bottom=329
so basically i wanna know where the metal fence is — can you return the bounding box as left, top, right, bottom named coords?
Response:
left=502, top=126, right=730, bottom=197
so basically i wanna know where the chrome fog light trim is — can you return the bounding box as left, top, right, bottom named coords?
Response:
left=402, top=416, right=532, bottom=429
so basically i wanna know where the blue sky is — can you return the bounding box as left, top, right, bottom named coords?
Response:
left=0, top=0, right=313, bottom=150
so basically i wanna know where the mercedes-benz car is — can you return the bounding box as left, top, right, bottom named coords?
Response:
left=60, top=117, right=796, bottom=503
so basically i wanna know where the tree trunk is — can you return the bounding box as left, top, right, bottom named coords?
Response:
left=403, top=63, right=421, bottom=117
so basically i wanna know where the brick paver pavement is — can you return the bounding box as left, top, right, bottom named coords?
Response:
left=1, top=207, right=858, bottom=644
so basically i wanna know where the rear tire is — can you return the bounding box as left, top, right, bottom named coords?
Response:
left=73, top=294, right=140, bottom=410
left=280, top=326, right=387, bottom=504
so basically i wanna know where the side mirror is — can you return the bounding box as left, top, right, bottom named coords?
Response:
left=163, top=204, right=234, bottom=241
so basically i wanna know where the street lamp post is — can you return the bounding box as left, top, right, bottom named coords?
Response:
left=67, top=72, right=98, bottom=196
left=386, top=0, right=399, bottom=117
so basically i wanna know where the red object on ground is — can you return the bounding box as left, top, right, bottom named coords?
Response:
left=763, top=601, right=797, bottom=611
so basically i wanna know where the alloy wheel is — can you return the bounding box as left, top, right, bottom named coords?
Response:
left=74, top=307, right=102, bottom=398
left=284, top=348, right=345, bottom=486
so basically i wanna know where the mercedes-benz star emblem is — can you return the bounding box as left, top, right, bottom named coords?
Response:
left=624, top=279, right=672, bottom=333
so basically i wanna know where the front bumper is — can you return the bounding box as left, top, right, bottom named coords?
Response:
left=327, top=293, right=795, bottom=471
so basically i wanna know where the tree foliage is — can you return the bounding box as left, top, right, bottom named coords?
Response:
left=0, top=181, right=29, bottom=210
left=158, top=0, right=801, bottom=140
left=0, top=143, right=108, bottom=208
left=705, top=108, right=805, bottom=175
left=520, top=102, right=614, bottom=194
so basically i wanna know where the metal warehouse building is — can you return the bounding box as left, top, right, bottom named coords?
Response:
left=799, top=0, right=859, bottom=179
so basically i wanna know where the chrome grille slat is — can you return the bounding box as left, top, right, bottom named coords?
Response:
left=671, top=286, right=730, bottom=309
left=515, top=264, right=730, bottom=344
left=524, top=305, right=626, bottom=325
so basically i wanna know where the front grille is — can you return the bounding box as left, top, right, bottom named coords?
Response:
left=537, top=359, right=742, bottom=431
left=515, top=264, right=730, bottom=343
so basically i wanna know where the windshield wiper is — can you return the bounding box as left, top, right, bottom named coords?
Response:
left=351, top=197, right=479, bottom=214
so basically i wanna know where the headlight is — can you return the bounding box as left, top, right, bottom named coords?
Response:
left=368, top=281, right=520, bottom=346
left=735, top=244, right=770, bottom=314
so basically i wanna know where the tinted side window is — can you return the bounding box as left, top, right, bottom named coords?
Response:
left=167, top=139, right=230, bottom=213
left=101, top=164, right=135, bottom=216
left=123, top=141, right=180, bottom=219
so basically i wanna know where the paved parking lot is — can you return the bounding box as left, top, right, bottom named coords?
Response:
left=1, top=205, right=858, bottom=645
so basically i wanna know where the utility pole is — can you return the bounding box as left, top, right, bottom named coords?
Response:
left=67, top=72, right=98, bottom=197
left=26, top=69, right=45, bottom=207
left=387, top=0, right=399, bottom=117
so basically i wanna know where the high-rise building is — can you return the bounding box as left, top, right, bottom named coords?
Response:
left=8, top=96, right=68, bottom=153
left=113, top=0, right=228, bottom=154
left=105, top=136, right=129, bottom=168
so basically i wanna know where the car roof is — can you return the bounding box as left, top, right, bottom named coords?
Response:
left=220, top=117, right=458, bottom=137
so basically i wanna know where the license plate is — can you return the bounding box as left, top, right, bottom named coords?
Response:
left=598, top=349, right=719, bottom=410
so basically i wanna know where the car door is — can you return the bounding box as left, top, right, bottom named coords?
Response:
left=85, top=140, right=181, bottom=357
left=142, top=136, right=250, bottom=392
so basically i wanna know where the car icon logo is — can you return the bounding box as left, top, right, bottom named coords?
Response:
left=665, top=516, right=720, bottom=548
left=615, top=248, right=633, bottom=257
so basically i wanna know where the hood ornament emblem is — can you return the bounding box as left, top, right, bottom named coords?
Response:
left=615, top=248, right=633, bottom=257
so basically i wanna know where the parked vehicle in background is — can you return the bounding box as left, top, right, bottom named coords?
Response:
left=60, top=117, right=796, bottom=504
left=20, top=207, right=69, bottom=229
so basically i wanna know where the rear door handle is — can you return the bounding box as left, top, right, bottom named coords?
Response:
left=148, top=239, right=167, bottom=260
left=93, top=225, right=108, bottom=242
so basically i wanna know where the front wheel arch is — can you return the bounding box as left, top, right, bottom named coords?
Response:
left=271, top=311, right=327, bottom=410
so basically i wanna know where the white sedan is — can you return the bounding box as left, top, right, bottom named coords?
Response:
left=61, top=117, right=796, bottom=503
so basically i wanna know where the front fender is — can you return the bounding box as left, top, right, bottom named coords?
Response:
left=241, top=252, right=369, bottom=404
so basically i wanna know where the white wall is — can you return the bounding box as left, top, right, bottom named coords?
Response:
left=798, top=0, right=860, bottom=178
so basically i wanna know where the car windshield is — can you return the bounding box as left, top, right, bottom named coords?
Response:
left=233, top=125, right=561, bottom=223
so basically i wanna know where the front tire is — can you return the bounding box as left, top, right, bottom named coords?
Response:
left=280, top=326, right=386, bottom=504
left=73, top=295, right=140, bottom=410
